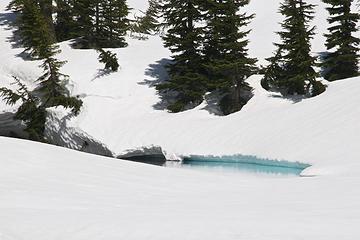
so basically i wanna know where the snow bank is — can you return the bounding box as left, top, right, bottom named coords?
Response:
left=1, top=136, right=360, bottom=240
left=1, top=0, right=360, bottom=177
left=1, top=1, right=360, bottom=238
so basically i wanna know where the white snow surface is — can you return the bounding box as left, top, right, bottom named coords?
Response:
left=1, top=136, right=360, bottom=240
left=1, top=0, right=360, bottom=239
left=1, top=0, right=360, bottom=175
left=0, top=0, right=359, bottom=172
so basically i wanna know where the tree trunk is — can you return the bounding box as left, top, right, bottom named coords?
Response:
left=38, top=0, right=57, bottom=42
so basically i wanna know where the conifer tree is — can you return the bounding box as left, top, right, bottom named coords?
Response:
left=0, top=77, right=46, bottom=141
left=201, top=0, right=257, bottom=114
left=37, top=56, right=81, bottom=114
left=132, top=0, right=162, bottom=35
left=263, top=0, right=325, bottom=96
left=97, top=0, right=130, bottom=48
left=8, top=0, right=56, bottom=58
left=54, top=0, right=77, bottom=41
left=38, top=0, right=56, bottom=40
left=322, top=0, right=360, bottom=81
left=157, top=0, right=207, bottom=112
left=261, top=48, right=286, bottom=91
left=5, top=0, right=83, bottom=140
left=97, top=49, right=120, bottom=72
left=0, top=56, right=83, bottom=141
left=72, top=0, right=97, bottom=48
left=72, top=0, right=129, bottom=48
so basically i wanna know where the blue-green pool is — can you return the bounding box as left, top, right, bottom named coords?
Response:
left=182, top=155, right=310, bottom=175
left=123, top=154, right=310, bottom=176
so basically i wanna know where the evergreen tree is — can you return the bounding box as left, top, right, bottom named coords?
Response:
left=36, top=54, right=83, bottom=115
left=263, top=0, right=325, bottom=96
left=37, top=0, right=56, bottom=40
left=0, top=77, right=46, bottom=141
left=157, top=0, right=207, bottom=112
left=97, top=49, right=120, bottom=72
left=72, top=0, right=97, bottom=48
left=8, top=0, right=56, bottom=58
left=98, top=0, right=130, bottom=48
left=261, top=48, right=286, bottom=91
left=11, top=0, right=131, bottom=49
left=4, top=0, right=83, bottom=140
left=322, top=0, right=360, bottom=81
left=0, top=57, right=83, bottom=141
left=72, top=0, right=129, bottom=48
left=4, top=0, right=82, bottom=139
left=54, top=0, right=77, bottom=41
left=201, top=0, right=257, bottom=114
left=132, top=0, right=162, bottom=35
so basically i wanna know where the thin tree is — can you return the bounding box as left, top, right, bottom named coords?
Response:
left=37, top=55, right=83, bottom=115
left=132, top=0, right=162, bottom=35
left=8, top=0, right=56, bottom=58
left=37, top=0, right=56, bottom=40
left=157, top=0, right=207, bottom=112
left=0, top=77, right=47, bottom=141
left=263, top=0, right=325, bottom=96
left=98, top=0, right=130, bottom=48
left=322, top=0, right=360, bottom=81
left=202, top=0, right=257, bottom=115
left=54, top=0, right=77, bottom=41
left=4, top=0, right=83, bottom=140
left=72, top=0, right=97, bottom=48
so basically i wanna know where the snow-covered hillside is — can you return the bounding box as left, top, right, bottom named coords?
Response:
left=1, top=136, right=360, bottom=240
left=1, top=0, right=360, bottom=176
left=1, top=1, right=360, bottom=239
left=0, top=0, right=359, bottom=176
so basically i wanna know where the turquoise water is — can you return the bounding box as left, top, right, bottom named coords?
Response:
left=123, top=154, right=310, bottom=176
left=182, top=155, right=310, bottom=175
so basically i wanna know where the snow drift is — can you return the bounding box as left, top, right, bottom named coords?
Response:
left=0, top=0, right=359, bottom=177
left=1, top=0, right=360, bottom=239
left=1, top=136, right=360, bottom=240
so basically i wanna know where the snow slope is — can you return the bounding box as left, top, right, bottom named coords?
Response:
left=57, top=0, right=359, bottom=177
left=1, top=136, right=360, bottom=240
left=0, top=0, right=359, bottom=178
left=1, top=1, right=360, bottom=239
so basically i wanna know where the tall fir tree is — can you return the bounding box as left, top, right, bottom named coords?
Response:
left=201, top=0, right=257, bottom=115
left=37, top=0, right=56, bottom=40
left=0, top=66, right=82, bottom=141
left=0, top=77, right=47, bottom=141
left=72, top=0, right=129, bottom=48
left=157, top=0, right=207, bottom=112
left=8, top=0, right=56, bottom=58
left=0, top=54, right=83, bottom=141
left=54, top=0, right=77, bottom=41
left=72, top=0, right=98, bottom=48
left=37, top=55, right=83, bottom=115
left=263, top=0, right=325, bottom=96
left=11, top=0, right=131, bottom=49
left=132, top=0, right=162, bottom=35
left=98, top=0, right=130, bottom=48
left=5, top=0, right=83, bottom=140
left=322, top=0, right=360, bottom=81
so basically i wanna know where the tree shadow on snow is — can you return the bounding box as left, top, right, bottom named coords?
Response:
left=139, top=58, right=176, bottom=111
left=0, top=11, right=33, bottom=60
left=268, top=93, right=306, bottom=104
left=0, top=11, right=17, bottom=28
left=91, top=69, right=112, bottom=81
left=0, top=111, right=26, bottom=139
left=318, top=51, right=331, bottom=79
left=140, top=59, right=231, bottom=115
left=200, top=91, right=224, bottom=116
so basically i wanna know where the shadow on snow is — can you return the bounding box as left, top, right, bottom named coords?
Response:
left=139, top=58, right=176, bottom=111
left=0, top=10, right=33, bottom=60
